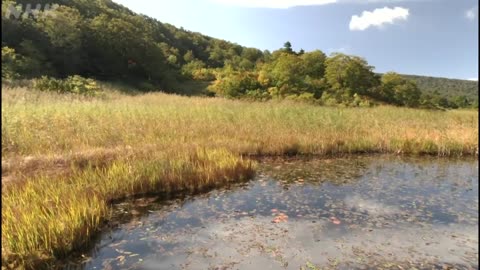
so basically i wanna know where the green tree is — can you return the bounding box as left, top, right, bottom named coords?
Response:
left=301, top=50, right=326, bottom=78
left=266, top=52, right=306, bottom=96
left=2, top=46, right=21, bottom=80
left=283, top=41, right=293, bottom=54
left=36, top=5, right=84, bottom=75
left=393, top=80, right=421, bottom=107
left=183, top=50, right=194, bottom=62
left=208, top=69, right=260, bottom=98
left=379, top=72, right=421, bottom=107
left=241, top=47, right=263, bottom=63
left=324, top=53, right=379, bottom=98
left=453, top=95, right=470, bottom=108
left=378, top=72, right=403, bottom=102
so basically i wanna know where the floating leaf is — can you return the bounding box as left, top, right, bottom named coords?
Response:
left=330, top=217, right=341, bottom=225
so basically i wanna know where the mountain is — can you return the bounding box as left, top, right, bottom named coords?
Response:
left=401, top=74, right=478, bottom=104
left=1, top=0, right=264, bottom=90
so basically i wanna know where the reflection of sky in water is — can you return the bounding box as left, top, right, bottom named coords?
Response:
left=63, top=156, right=478, bottom=270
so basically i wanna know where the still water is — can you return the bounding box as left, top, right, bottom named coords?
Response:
left=67, top=156, right=478, bottom=270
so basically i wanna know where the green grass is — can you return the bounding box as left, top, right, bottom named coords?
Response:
left=1, top=86, right=478, bottom=269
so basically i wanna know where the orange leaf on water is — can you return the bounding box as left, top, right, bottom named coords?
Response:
left=330, top=217, right=341, bottom=225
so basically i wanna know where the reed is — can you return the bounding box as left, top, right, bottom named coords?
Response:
left=2, top=87, right=478, bottom=159
left=2, top=148, right=255, bottom=269
left=1, top=86, right=477, bottom=269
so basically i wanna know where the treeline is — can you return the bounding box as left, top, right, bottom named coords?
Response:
left=1, top=0, right=477, bottom=108
left=208, top=44, right=426, bottom=107
left=401, top=75, right=478, bottom=108
left=1, top=0, right=264, bottom=90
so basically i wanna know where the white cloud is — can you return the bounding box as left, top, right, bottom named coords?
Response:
left=211, top=0, right=337, bottom=9
left=349, top=6, right=409, bottom=31
left=467, top=78, right=478, bottom=81
left=465, top=6, right=478, bottom=21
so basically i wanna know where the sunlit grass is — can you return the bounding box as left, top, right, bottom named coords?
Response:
left=2, top=87, right=478, bottom=158
left=2, top=148, right=254, bottom=269
left=1, top=86, right=478, bottom=269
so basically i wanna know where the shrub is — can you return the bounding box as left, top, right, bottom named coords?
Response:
left=136, top=81, right=157, bottom=91
left=285, top=93, right=317, bottom=104
left=34, top=75, right=102, bottom=96
left=244, top=89, right=271, bottom=101
left=192, top=68, right=216, bottom=81
left=2, top=47, right=22, bottom=81
left=208, top=71, right=260, bottom=98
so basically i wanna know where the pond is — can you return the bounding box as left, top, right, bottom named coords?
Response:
left=65, top=156, right=478, bottom=270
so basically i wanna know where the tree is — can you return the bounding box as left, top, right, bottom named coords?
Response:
left=183, top=50, right=194, bottom=62
left=283, top=41, right=293, bottom=54
left=393, top=80, right=421, bottom=107
left=208, top=69, right=260, bottom=98
left=241, top=47, right=263, bottom=63
left=301, top=50, right=326, bottom=78
left=17, top=39, right=53, bottom=77
left=36, top=5, right=84, bottom=76
left=378, top=72, right=403, bottom=102
left=266, top=52, right=306, bottom=96
left=2, top=46, right=21, bottom=80
left=453, top=95, right=470, bottom=108
left=324, top=53, right=379, bottom=98
left=262, top=50, right=272, bottom=62
left=379, top=72, right=421, bottom=107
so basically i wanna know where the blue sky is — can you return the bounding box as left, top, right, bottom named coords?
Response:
left=113, top=0, right=478, bottom=80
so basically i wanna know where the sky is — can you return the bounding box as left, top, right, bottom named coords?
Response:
left=112, top=0, right=478, bottom=80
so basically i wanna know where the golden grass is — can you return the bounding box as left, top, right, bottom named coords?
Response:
left=1, top=86, right=478, bottom=269
left=2, top=87, right=478, bottom=159
left=2, top=148, right=254, bottom=269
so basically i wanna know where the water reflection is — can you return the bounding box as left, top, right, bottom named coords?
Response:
left=64, top=156, right=478, bottom=270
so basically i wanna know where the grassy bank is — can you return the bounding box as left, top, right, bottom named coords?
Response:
left=2, top=148, right=254, bottom=269
left=1, top=87, right=478, bottom=269
left=2, top=87, right=478, bottom=159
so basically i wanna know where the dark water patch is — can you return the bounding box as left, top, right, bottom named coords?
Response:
left=62, top=156, right=478, bottom=269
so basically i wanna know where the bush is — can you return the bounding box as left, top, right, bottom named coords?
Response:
left=136, top=81, right=157, bottom=92
left=2, top=47, right=22, bottom=81
left=34, top=75, right=102, bottom=96
left=244, top=89, right=271, bottom=101
left=192, top=68, right=216, bottom=81
left=285, top=93, right=317, bottom=104
left=208, top=71, right=260, bottom=98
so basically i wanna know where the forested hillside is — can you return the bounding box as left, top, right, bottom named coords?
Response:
left=1, top=0, right=265, bottom=90
left=2, top=0, right=478, bottom=108
left=401, top=74, right=478, bottom=106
